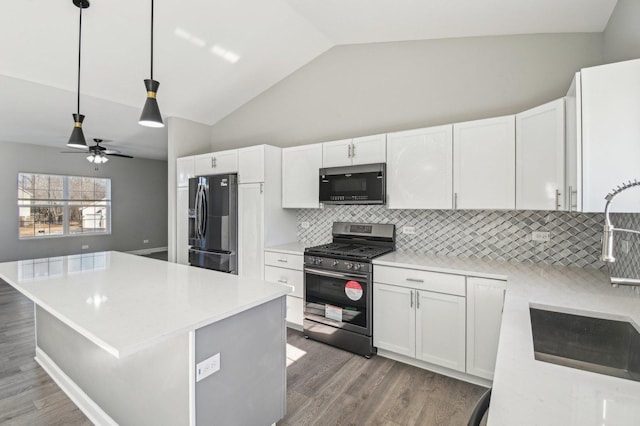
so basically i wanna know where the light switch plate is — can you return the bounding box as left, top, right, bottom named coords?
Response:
left=301, top=222, right=310, bottom=229
left=402, top=226, right=416, bottom=235
left=532, top=231, right=550, bottom=242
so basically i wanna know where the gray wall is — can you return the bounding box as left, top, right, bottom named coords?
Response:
left=0, top=140, right=167, bottom=262
left=210, top=33, right=603, bottom=149
left=603, top=0, right=640, bottom=63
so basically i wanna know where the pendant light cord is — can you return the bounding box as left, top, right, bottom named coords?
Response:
left=150, top=0, right=154, bottom=80
left=77, top=4, right=83, bottom=115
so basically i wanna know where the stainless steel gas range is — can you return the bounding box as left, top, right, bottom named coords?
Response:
left=303, top=222, right=395, bottom=357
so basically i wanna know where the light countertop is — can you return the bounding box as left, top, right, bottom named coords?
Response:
left=0, top=251, right=291, bottom=359
left=264, top=242, right=306, bottom=255
left=373, top=251, right=640, bottom=426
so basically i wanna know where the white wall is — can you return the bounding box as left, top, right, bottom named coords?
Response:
left=167, top=117, right=212, bottom=262
left=0, top=140, right=167, bottom=262
left=210, top=33, right=603, bottom=149
left=603, top=0, right=640, bottom=63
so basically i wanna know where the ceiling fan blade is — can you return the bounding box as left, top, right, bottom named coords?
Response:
left=108, top=153, right=134, bottom=158
left=60, top=151, right=89, bottom=154
left=103, top=149, right=121, bottom=154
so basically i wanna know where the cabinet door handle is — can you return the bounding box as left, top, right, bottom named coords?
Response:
left=410, top=290, right=414, bottom=308
left=277, top=258, right=288, bottom=263
left=568, top=186, right=573, bottom=212
left=260, top=183, right=264, bottom=194
left=211, top=157, right=217, bottom=168
left=347, top=144, right=352, bottom=158
left=569, top=186, right=578, bottom=212
left=555, top=189, right=561, bottom=210
left=416, top=290, right=420, bottom=309
left=454, top=192, right=458, bottom=209
left=277, top=279, right=289, bottom=284
left=351, top=143, right=355, bottom=158
left=406, top=278, right=424, bottom=283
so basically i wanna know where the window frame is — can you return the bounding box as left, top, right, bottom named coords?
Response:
left=18, top=172, right=112, bottom=240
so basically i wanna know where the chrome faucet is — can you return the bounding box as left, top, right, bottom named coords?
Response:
left=601, top=179, right=640, bottom=287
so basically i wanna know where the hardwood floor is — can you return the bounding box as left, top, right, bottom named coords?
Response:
left=0, top=280, right=486, bottom=425
left=0, top=281, right=90, bottom=425
left=281, top=329, right=486, bottom=426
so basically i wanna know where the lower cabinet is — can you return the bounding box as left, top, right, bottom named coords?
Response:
left=373, top=266, right=467, bottom=373
left=466, top=277, right=506, bottom=380
left=264, top=250, right=304, bottom=329
left=373, top=264, right=506, bottom=382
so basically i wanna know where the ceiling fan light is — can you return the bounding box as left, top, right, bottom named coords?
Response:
left=139, top=79, right=164, bottom=128
left=101, top=155, right=109, bottom=163
left=86, top=154, right=95, bottom=162
left=67, top=113, right=88, bottom=148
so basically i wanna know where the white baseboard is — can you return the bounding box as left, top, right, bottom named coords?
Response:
left=35, top=347, right=118, bottom=426
left=127, top=246, right=168, bottom=256
left=377, top=348, right=492, bottom=388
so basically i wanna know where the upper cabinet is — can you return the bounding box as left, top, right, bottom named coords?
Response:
left=238, top=145, right=267, bottom=184
left=176, top=156, right=195, bottom=188
left=387, top=125, right=453, bottom=209
left=282, top=143, right=323, bottom=209
left=453, top=116, right=516, bottom=210
left=565, top=73, right=583, bottom=213
left=322, top=134, right=386, bottom=167
left=515, top=98, right=565, bottom=211
left=580, top=59, right=640, bottom=213
left=194, top=149, right=238, bottom=176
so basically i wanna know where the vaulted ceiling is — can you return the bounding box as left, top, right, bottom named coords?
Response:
left=0, top=0, right=617, bottom=160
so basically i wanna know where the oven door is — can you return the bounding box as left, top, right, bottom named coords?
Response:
left=304, top=267, right=371, bottom=335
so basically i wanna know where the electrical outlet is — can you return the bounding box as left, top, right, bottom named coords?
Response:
left=143, top=239, right=149, bottom=244
left=532, top=231, right=550, bottom=242
left=402, top=226, right=416, bottom=235
left=621, top=240, right=630, bottom=254
left=301, top=222, right=310, bottom=229
left=196, top=353, right=220, bottom=382
left=81, top=244, right=89, bottom=250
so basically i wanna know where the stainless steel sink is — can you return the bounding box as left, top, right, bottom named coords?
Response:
left=529, top=306, right=640, bottom=382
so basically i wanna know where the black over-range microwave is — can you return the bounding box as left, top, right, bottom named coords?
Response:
left=319, top=163, right=386, bottom=205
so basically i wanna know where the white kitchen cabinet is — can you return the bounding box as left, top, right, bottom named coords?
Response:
left=453, top=116, right=516, bottom=210
left=194, top=149, right=238, bottom=176
left=416, top=290, right=466, bottom=371
left=386, top=125, right=453, bottom=209
left=264, top=250, right=304, bottom=329
left=322, top=134, right=386, bottom=167
left=565, top=72, right=583, bottom=212
left=466, top=277, right=506, bottom=380
left=238, top=183, right=265, bottom=279
left=176, top=156, right=195, bottom=188
left=580, top=59, right=640, bottom=213
left=237, top=145, right=297, bottom=279
left=282, top=143, right=323, bottom=208
left=238, top=145, right=266, bottom=184
left=373, top=266, right=466, bottom=373
left=176, top=187, right=189, bottom=265
left=373, top=283, right=415, bottom=357
left=515, top=98, right=565, bottom=211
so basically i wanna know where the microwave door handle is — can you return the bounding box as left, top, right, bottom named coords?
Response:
left=305, top=267, right=368, bottom=281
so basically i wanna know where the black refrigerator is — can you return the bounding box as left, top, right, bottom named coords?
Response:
left=188, top=174, right=238, bottom=274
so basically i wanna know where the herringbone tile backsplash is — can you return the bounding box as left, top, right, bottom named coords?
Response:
left=297, top=206, right=640, bottom=278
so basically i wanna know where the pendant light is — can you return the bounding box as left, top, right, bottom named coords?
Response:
left=67, top=0, right=90, bottom=149
left=139, top=0, right=164, bottom=127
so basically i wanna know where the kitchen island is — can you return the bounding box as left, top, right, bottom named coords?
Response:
left=0, top=251, right=290, bottom=425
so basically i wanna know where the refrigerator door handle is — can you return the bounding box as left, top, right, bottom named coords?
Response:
left=200, top=185, right=208, bottom=238
left=195, top=183, right=204, bottom=239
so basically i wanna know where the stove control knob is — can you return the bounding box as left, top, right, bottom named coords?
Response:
left=316, top=258, right=323, bottom=265
left=346, top=263, right=353, bottom=269
left=354, top=264, right=362, bottom=271
left=332, top=260, right=339, bottom=267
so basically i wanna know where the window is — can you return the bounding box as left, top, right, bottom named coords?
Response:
left=18, top=173, right=111, bottom=239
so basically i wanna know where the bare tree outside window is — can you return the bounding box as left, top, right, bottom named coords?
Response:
left=18, top=173, right=111, bottom=238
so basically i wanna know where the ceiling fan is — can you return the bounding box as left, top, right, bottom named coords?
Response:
left=61, top=139, right=134, bottom=164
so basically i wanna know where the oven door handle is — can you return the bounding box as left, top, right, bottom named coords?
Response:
left=305, top=267, right=368, bottom=281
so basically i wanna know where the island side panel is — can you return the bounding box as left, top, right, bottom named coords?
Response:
left=195, top=296, right=286, bottom=425
left=35, top=306, right=189, bottom=425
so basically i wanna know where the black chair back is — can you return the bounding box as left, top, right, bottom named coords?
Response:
left=467, top=388, right=491, bottom=426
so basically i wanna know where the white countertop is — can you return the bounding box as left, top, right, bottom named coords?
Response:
left=374, top=252, right=640, bottom=426
left=0, top=251, right=290, bottom=359
left=264, top=242, right=305, bottom=255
